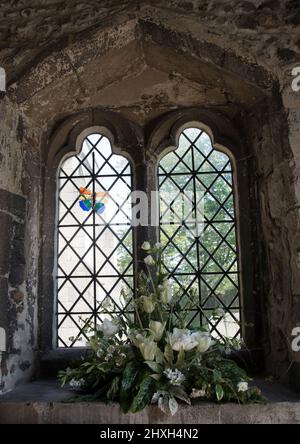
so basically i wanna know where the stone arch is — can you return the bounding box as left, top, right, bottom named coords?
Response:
left=0, top=6, right=299, bottom=392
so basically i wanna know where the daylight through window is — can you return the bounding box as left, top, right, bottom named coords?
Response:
left=158, top=128, right=240, bottom=340
left=56, top=134, right=134, bottom=347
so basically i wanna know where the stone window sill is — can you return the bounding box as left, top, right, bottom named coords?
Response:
left=0, top=379, right=299, bottom=424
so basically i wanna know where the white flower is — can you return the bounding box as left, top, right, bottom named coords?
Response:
left=149, top=320, right=165, bottom=341
left=194, top=331, right=212, bottom=353
left=69, top=378, right=85, bottom=389
left=237, top=381, right=249, bottom=392
left=167, top=328, right=201, bottom=351
left=190, top=388, right=206, bottom=398
left=141, top=241, right=151, bottom=251
left=154, top=242, right=162, bottom=249
left=140, top=295, right=155, bottom=313
left=138, top=337, right=158, bottom=361
left=158, top=279, right=172, bottom=304
left=144, top=255, right=155, bottom=266
left=97, top=319, right=119, bottom=337
left=164, top=368, right=185, bottom=386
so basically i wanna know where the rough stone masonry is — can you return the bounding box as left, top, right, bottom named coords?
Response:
left=0, top=0, right=299, bottom=394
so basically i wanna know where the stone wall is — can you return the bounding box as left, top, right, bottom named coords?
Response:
left=0, top=97, right=41, bottom=391
left=0, top=0, right=299, bottom=393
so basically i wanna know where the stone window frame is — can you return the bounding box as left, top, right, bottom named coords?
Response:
left=39, top=108, right=259, bottom=366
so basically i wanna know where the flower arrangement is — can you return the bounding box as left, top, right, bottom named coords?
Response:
left=59, top=242, right=264, bottom=415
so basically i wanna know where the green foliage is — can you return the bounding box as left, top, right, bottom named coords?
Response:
left=131, top=375, right=157, bottom=413
left=58, top=242, right=265, bottom=415
left=120, top=362, right=141, bottom=413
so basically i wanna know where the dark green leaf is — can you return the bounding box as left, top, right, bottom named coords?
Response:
left=120, top=362, right=140, bottom=413
left=107, top=376, right=120, bottom=400
left=164, top=344, right=174, bottom=365
left=130, top=376, right=156, bottom=413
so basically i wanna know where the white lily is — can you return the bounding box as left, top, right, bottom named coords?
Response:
left=149, top=320, right=165, bottom=341
left=140, top=295, right=155, bottom=313
left=194, top=331, right=212, bottom=353
left=167, top=328, right=205, bottom=351
left=138, top=337, right=158, bottom=361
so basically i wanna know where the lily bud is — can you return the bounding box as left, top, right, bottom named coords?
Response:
left=141, top=241, right=151, bottom=251
left=140, top=295, right=155, bottom=313
left=138, top=338, right=158, bottom=361
left=149, top=320, right=165, bottom=341
left=144, top=255, right=155, bottom=266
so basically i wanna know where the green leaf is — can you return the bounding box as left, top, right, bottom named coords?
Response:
left=164, top=344, right=174, bottom=365
left=106, top=376, right=120, bottom=401
left=170, top=386, right=191, bottom=405
left=156, top=348, right=166, bottom=365
left=144, top=361, right=162, bottom=373
left=215, top=384, right=224, bottom=401
left=130, top=376, right=156, bottom=413
left=169, top=396, right=178, bottom=416
left=120, top=362, right=140, bottom=413
left=158, top=394, right=169, bottom=414
left=176, top=348, right=185, bottom=368
left=150, top=373, right=162, bottom=381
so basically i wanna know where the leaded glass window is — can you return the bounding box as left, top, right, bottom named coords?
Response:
left=56, top=133, right=134, bottom=347
left=158, top=128, right=240, bottom=340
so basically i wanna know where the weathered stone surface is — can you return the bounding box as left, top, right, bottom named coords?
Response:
left=8, top=222, right=26, bottom=287
left=10, top=289, right=24, bottom=305
left=0, top=0, right=299, bottom=399
left=0, top=401, right=299, bottom=424
left=0, top=189, right=26, bottom=221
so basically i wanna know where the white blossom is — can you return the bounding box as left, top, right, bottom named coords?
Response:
left=237, top=381, right=249, bottom=392
left=144, top=255, right=155, bottom=266
left=149, top=320, right=165, bottom=341
left=141, top=241, right=151, bottom=251
left=96, top=319, right=119, bottom=337
left=138, top=337, right=158, bottom=361
left=167, top=328, right=211, bottom=352
left=140, top=295, right=155, bottom=313
left=69, top=378, right=85, bottom=389
left=194, top=331, right=212, bottom=353
left=164, top=368, right=185, bottom=386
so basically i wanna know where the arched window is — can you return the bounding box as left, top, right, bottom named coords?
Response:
left=56, top=133, right=133, bottom=347
left=42, top=112, right=254, bottom=355
left=158, top=127, right=240, bottom=340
